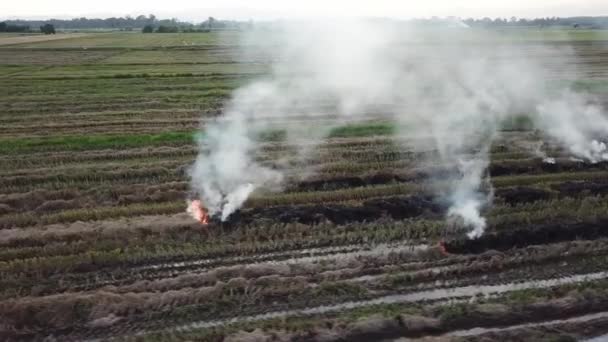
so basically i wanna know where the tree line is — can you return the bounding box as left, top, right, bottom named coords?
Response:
left=2, top=15, right=607, bottom=33
left=0, top=22, right=56, bottom=34
left=141, top=17, right=248, bottom=33
left=0, top=22, right=29, bottom=32
left=2, top=14, right=248, bottom=32
left=418, top=16, right=608, bottom=29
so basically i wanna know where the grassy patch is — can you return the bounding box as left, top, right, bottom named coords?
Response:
left=0, top=131, right=195, bottom=154
left=1, top=122, right=400, bottom=154
left=570, top=79, right=608, bottom=93
left=329, top=122, right=396, bottom=138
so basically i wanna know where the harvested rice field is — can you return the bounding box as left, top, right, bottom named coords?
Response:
left=2, top=28, right=608, bottom=342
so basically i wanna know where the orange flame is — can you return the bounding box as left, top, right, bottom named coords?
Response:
left=188, top=200, right=209, bottom=225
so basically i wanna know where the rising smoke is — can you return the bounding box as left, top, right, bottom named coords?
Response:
left=190, top=19, right=608, bottom=238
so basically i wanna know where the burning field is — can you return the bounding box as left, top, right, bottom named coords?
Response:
left=2, top=25, right=608, bottom=342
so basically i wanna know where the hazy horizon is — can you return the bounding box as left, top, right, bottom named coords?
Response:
left=2, top=0, right=608, bottom=22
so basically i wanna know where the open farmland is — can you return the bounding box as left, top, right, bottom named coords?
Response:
left=2, top=30, right=608, bottom=342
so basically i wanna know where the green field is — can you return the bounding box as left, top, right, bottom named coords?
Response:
left=2, top=30, right=608, bottom=341
left=1, top=31, right=242, bottom=48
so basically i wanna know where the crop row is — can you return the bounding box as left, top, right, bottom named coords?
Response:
left=1, top=75, right=247, bottom=99
left=2, top=242, right=439, bottom=299
left=1, top=194, right=606, bottom=252
left=0, top=109, right=204, bottom=126
left=160, top=280, right=608, bottom=342
left=0, top=95, right=225, bottom=119
left=0, top=220, right=445, bottom=299
left=3, top=206, right=608, bottom=299
left=0, top=146, right=197, bottom=172
left=251, top=171, right=608, bottom=208
left=0, top=132, right=564, bottom=172
left=1, top=120, right=201, bottom=139
left=3, top=150, right=605, bottom=197
left=9, top=234, right=605, bottom=302
left=3, top=169, right=608, bottom=230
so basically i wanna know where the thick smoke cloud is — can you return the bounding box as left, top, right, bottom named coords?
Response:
left=190, top=20, right=402, bottom=220
left=190, top=19, right=608, bottom=238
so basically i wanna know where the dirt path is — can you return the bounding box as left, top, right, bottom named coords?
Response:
left=0, top=33, right=90, bottom=46
left=449, top=311, right=608, bottom=337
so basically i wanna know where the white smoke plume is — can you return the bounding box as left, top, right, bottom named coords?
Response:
left=190, top=19, right=608, bottom=236
left=189, top=85, right=285, bottom=220
left=534, top=143, right=557, bottom=164
left=536, top=91, right=608, bottom=163
left=447, top=157, right=492, bottom=239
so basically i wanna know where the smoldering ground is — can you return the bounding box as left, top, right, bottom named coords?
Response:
left=190, top=19, right=608, bottom=238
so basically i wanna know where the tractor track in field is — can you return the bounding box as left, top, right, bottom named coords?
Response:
left=448, top=311, right=608, bottom=338
left=64, top=271, right=608, bottom=342
left=5, top=236, right=608, bottom=341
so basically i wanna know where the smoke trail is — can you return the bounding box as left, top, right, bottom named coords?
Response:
left=400, top=41, right=542, bottom=238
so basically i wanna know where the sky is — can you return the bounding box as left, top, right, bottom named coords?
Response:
left=2, top=0, right=608, bottom=21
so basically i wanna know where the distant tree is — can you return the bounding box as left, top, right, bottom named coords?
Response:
left=40, top=24, right=55, bottom=34
left=1, top=23, right=29, bottom=32
left=492, top=18, right=507, bottom=26
left=142, top=24, right=154, bottom=33
left=156, top=25, right=178, bottom=33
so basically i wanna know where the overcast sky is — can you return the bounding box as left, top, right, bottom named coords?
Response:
left=2, top=0, right=608, bottom=21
